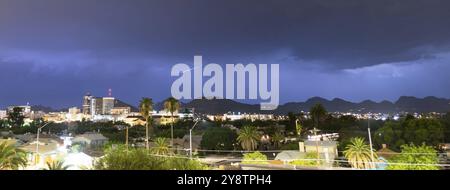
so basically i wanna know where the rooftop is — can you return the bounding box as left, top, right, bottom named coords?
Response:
left=304, top=140, right=337, bottom=147
left=73, top=132, right=108, bottom=141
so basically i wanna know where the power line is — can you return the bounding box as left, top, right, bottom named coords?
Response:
left=166, top=147, right=449, bottom=155
left=141, top=153, right=450, bottom=167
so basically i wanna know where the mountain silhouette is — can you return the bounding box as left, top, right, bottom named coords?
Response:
left=180, top=96, right=450, bottom=114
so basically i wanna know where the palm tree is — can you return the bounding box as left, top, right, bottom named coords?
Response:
left=237, top=126, right=260, bottom=151
left=309, top=103, right=327, bottom=129
left=309, top=104, right=327, bottom=165
left=45, top=159, right=70, bottom=170
left=0, top=142, right=28, bottom=170
left=139, top=97, right=153, bottom=150
left=344, top=137, right=378, bottom=169
left=164, top=97, right=180, bottom=147
left=271, top=132, right=284, bottom=149
left=295, top=119, right=303, bottom=136
left=151, top=137, right=170, bottom=155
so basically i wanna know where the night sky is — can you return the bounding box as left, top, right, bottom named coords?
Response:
left=1, top=0, right=450, bottom=108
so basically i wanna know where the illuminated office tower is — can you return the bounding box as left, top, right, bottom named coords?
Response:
left=82, top=93, right=93, bottom=115
left=102, top=97, right=115, bottom=115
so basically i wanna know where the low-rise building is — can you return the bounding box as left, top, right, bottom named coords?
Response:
left=300, top=140, right=339, bottom=160
left=68, top=107, right=81, bottom=114
left=439, top=143, right=450, bottom=158
left=207, top=112, right=275, bottom=122
left=19, top=136, right=65, bottom=168
left=153, top=115, right=179, bottom=125
left=223, top=112, right=244, bottom=121
left=172, top=135, right=203, bottom=153
left=178, top=108, right=194, bottom=120
left=43, top=112, right=66, bottom=123
left=123, top=115, right=146, bottom=126
left=111, top=107, right=131, bottom=115
left=72, top=132, right=109, bottom=149
left=0, top=110, right=7, bottom=119
left=0, top=138, right=21, bottom=146
left=7, top=105, right=31, bottom=116
left=275, top=150, right=304, bottom=162
left=377, top=144, right=397, bottom=160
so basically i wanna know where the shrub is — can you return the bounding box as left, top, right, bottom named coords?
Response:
left=242, top=151, right=268, bottom=165
left=93, top=145, right=207, bottom=170
left=289, top=152, right=321, bottom=167
left=280, top=142, right=299, bottom=150
left=200, top=127, right=237, bottom=151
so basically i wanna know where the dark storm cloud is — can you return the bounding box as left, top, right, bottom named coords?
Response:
left=2, top=0, right=450, bottom=67
left=0, top=0, right=450, bottom=107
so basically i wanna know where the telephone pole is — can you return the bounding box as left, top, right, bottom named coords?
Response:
left=367, top=115, right=375, bottom=167
left=311, top=128, right=321, bottom=166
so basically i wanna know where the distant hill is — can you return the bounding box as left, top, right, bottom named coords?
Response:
left=28, top=96, right=450, bottom=114
left=114, top=99, right=139, bottom=112
left=183, top=98, right=260, bottom=115
left=31, top=105, right=65, bottom=112
left=180, top=96, right=450, bottom=114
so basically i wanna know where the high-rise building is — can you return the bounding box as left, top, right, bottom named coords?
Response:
left=92, top=97, right=103, bottom=116
left=82, top=91, right=135, bottom=119
left=82, top=93, right=93, bottom=115
left=102, top=97, right=115, bottom=115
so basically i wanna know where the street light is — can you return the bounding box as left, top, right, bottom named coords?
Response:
left=36, top=122, right=50, bottom=164
left=189, top=113, right=202, bottom=159
left=310, top=128, right=321, bottom=166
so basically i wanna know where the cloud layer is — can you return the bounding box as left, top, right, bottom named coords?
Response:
left=0, top=0, right=449, bottom=107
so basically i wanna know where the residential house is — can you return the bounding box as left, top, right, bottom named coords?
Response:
left=170, top=135, right=203, bottom=155
left=123, top=115, right=146, bottom=126
left=0, top=110, right=7, bottom=119
left=300, top=140, right=339, bottom=158
left=153, top=115, right=179, bottom=125
left=71, top=132, right=108, bottom=149
left=377, top=144, right=397, bottom=160
left=19, top=136, right=64, bottom=169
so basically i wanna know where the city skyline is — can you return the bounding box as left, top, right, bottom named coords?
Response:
left=1, top=92, right=449, bottom=115
left=0, top=0, right=449, bottom=173
left=1, top=0, right=450, bottom=108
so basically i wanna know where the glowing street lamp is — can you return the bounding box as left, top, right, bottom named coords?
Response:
left=189, top=119, right=200, bottom=159
left=35, top=122, right=50, bottom=164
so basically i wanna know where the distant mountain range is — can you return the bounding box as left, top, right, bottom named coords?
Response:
left=28, top=96, right=450, bottom=115
left=180, top=96, right=450, bottom=114
left=31, top=99, right=139, bottom=113
left=31, top=105, right=66, bottom=113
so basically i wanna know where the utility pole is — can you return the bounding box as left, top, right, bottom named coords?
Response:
left=311, top=127, right=321, bottom=166
left=125, top=123, right=136, bottom=150
left=315, top=112, right=321, bottom=166
left=126, top=126, right=129, bottom=149
left=367, top=115, right=375, bottom=167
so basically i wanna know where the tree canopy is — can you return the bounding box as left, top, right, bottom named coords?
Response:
left=200, top=127, right=237, bottom=151
left=374, top=118, right=444, bottom=151
left=386, top=144, right=439, bottom=170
